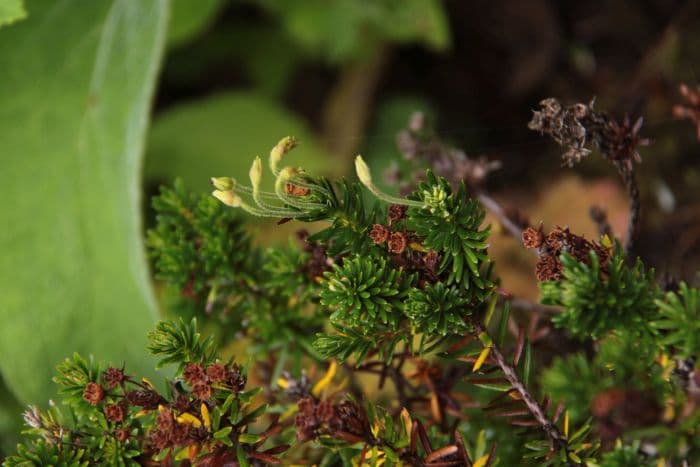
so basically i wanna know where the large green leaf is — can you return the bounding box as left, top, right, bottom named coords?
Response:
left=168, top=0, right=225, bottom=48
left=0, top=0, right=168, bottom=405
left=145, top=92, right=334, bottom=193
left=0, top=0, right=26, bottom=29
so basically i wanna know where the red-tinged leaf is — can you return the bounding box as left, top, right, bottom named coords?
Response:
left=541, top=395, right=551, bottom=413
left=469, top=377, right=509, bottom=385
left=486, top=389, right=518, bottom=407
left=510, top=419, right=540, bottom=427
left=491, top=409, right=530, bottom=418
left=425, top=445, right=458, bottom=463
left=485, top=400, right=525, bottom=411
left=334, top=431, right=365, bottom=444
left=454, top=429, right=473, bottom=466
left=513, top=327, right=525, bottom=365
left=447, top=335, right=476, bottom=353
left=410, top=420, right=419, bottom=453
left=248, top=452, right=281, bottom=464
left=485, top=443, right=497, bottom=467
left=262, top=444, right=290, bottom=455
left=416, top=419, right=433, bottom=454
left=552, top=400, right=565, bottom=423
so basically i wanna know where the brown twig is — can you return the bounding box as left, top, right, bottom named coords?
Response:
left=473, top=324, right=577, bottom=464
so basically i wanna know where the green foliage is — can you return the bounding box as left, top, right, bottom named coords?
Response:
left=147, top=318, right=216, bottom=370
left=320, top=255, right=414, bottom=333
left=0, top=0, right=26, bottom=29
left=598, top=441, right=652, bottom=467
left=307, top=179, right=380, bottom=256
left=405, top=282, right=471, bottom=336
left=543, top=335, right=666, bottom=424
left=652, top=282, right=700, bottom=358
left=0, top=0, right=166, bottom=408
left=407, top=171, right=492, bottom=296
left=3, top=438, right=87, bottom=467
left=147, top=180, right=252, bottom=293
left=168, top=0, right=225, bottom=48
left=252, top=0, right=450, bottom=62
left=4, top=319, right=286, bottom=466
left=541, top=248, right=660, bottom=339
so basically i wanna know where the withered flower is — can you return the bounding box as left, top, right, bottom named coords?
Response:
left=285, top=183, right=311, bottom=197
left=83, top=382, right=105, bottom=406
left=522, top=226, right=544, bottom=249
left=102, top=367, right=126, bottom=390
left=388, top=204, right=407, bottom=223
left=535, top=255, right=562, bottom=282
left=369, top=224, right=390, bottom=244
left=183, top=362, right=206, bottom=386
left=206, top=363, right=227, bottom=383
left=388, top=231, right=408, bottom=254
left=192, top=382, right=212, bottom=401
left=105, top=403, right=126, bottom=423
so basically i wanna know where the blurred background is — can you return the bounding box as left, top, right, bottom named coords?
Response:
left=147, top=0, right=700, bottom=293
left=2, top=0, right=700, bottom=455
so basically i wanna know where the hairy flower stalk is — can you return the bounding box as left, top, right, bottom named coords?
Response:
left=211, top=136, right=330, bottom=217
left=354, top=156, right=423, bottom=208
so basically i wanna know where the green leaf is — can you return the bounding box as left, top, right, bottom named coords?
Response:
left=145, top=92, right=332, bottom=194
left=0, top=0, right=26, bottom=29
left=0, top=0, right=168, bottom=405
left=168, top=0, right=225, bottom=48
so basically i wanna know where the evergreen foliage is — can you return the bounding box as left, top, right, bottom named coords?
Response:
left=320, top=255, right=414, bottom=333
left=7, top=129, right=700, bottom=466
left=541, top=247, right=660, bottom=339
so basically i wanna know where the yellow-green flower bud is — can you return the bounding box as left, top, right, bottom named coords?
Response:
left=354, top=155, right=372, bottom=188
left=249, top=157, right=263, bottom=192
left=210, top=177, right=234, bottom=191
left=270, top=136, right=298, bottom=175
left=211, top=190, right=240, bottom=207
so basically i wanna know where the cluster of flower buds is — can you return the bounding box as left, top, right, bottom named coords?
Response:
left=522, top=225, right=611, bottom=281
left=210, top=136, right=330, bottom=217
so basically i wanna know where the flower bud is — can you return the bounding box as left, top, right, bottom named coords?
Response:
left=249, top=157, right=263, bottom=192
left=354, top=155, right=372, bottom=187
left=270, top=136, right=298, bottom=174
left=212, top=190, right=240, bottom=207
left=210, top=176, right=234, bottom=191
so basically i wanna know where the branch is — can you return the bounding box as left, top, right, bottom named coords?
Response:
left=473, top=324, right=577, bottom=465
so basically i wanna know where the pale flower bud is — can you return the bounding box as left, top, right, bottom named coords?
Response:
left=354, top=155, right=372, bottom=187
left=212, top=190, right=240, bottom=207
left=270, top=136, right=298, bottom=174
left=210, top=177, right=234, bottom=191
left=249, top=157, right=263, bottom=192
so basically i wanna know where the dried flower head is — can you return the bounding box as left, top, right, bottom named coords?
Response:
left=183, top=362, right=206, bottom=386
left=388, top=231, right=408, bottom=254
left=529, top=98, right=649, bottom=169
left=206, top=363, right=227, bottom=383
left=102, top=367, right=126, bottom=389
left=105, top=403, right=126, bottom=423
left=285, top=183, right=311, bottom=197
left=369, top=224, right=390, bottom=244
left=522, top=225, right=544, bottom=249
left=226, top=364, right=247, bottom=392
left=192, top=382, right=212, bottom=401
left=388, top=204, right=407, bottom=223
left=126, top=389, right=162, bottom=409
left=83, top=382, right=105, bottom=406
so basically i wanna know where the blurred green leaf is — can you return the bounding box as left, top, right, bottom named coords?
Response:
left=0, top=0, right=26, bottom=29
left=145, top=91, right=333, bottom=193
left=254, top=0, right=450, bottom=62
left=168, top=0, right=225, bottom=48
left=0, top=0, right=168, bottom=405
